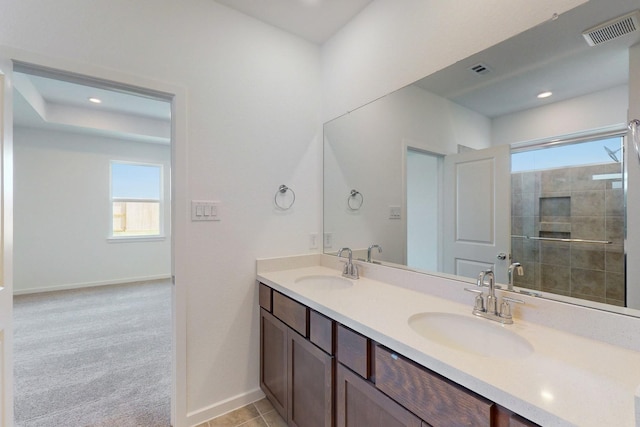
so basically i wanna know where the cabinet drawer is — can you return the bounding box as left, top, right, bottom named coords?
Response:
left=310, top=310, right=334, bottom=355
left=273, top=291, right=308, bottom=337
left=375, top=345, right=493, bottom=427
left=259, top=283, right=272, bottom=311
left=337, top=324, right=370, bottom=378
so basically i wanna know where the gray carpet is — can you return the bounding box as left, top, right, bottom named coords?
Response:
left=13, top=280, right=172, bottom=427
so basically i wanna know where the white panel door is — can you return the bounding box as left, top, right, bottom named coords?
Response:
left=443, top=145, right=510, bottom=283
left=0, top=65, right=14, bottom=427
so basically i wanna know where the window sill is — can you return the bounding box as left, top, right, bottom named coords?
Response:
left=107, top=235, right=166, bottom=243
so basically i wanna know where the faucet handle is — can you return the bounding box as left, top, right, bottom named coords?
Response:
left=350, top=263, right=359, bottom=279
left=342, top=262, right=349, bottom=275
left=500, top=296, right=525, bottom=319
left=464, top=288, right=485, bottom=312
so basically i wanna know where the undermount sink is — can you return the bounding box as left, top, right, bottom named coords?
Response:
left=408, top=312, right=534, bottom=359
left=294, top=275, right=353, bottom=290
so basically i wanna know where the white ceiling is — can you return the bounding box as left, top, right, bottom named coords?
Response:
left=214, top=0, right=373, bottom=44
left=13, top=72, right=171, bottom=144
left=415, top=0, right=639, bottom=118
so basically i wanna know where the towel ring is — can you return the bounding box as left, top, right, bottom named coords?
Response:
left=275, top=184, right=295, bottom=210
left=629, top=119, right=640, bottom=163
left=347, top=189, right=363, bottom=210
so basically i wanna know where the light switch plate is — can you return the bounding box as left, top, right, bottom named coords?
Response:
left=389, top=205, right=401, bottom=220
left=191, top=200, right=221, bottom=221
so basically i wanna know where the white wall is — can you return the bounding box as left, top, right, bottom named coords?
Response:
left=0, top=1, right=322, bottom=425
left=0, top=0, right=593, bottom=424
left=321, top=0, right=587, bottom=122
left=13, top=127, right=171, bottom=294
left=491, top=85, right=629, bottom=146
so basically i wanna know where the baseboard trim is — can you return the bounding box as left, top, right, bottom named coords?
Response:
left=13, top=274, right=172, bottom=295
left=186, top=388, right=265, bottom=427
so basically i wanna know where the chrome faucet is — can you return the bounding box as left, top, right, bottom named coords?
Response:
left=508, top=262, right=524, bottom=291
left=464, top=269, right=524, bottom=324
left=367, top=244, right=382, bottom=263
left=337, top=247, right=359, bottom=279
left=479, top=270, right=498, bottom=315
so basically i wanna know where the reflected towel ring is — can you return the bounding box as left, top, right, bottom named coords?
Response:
left=629, top=119, right=640, bottom=163
left=348, top=189, right=363, bottom=210
left=275, top=184, right=296, bottom=210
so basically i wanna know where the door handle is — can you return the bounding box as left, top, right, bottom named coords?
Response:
left=496, top=252, right=508, bottom=260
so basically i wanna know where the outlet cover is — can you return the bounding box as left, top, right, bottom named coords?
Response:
left=309, top=233, right=319, bottom=249
left=324, top=232, right=333, bottom=248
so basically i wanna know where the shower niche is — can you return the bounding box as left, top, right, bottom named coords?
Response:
left=539, top=196, right=571, bottom=239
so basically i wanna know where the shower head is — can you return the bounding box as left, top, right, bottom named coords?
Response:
left=604, top=146, right=622, bottom=162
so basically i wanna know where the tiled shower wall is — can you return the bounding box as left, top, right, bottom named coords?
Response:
left=511, top=163, right=625, bottom=306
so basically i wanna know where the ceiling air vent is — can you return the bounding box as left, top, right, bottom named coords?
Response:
left=582, top=10, right=640, bottom=46
left=469, top=63, right=491, bottom=76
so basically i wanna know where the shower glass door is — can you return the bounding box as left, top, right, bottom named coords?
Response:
left=510, top=135, right=625, bottom=306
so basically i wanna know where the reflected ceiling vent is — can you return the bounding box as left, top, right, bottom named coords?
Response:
left=582, top=10, right=640, bottom=46
left=468, top=63, right=491, bottom=76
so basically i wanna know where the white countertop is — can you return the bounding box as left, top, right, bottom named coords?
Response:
left=257, top=263, right=640, bottom=427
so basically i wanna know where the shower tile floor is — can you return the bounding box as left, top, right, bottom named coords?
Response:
left=195, top=398, right=287, bottom=427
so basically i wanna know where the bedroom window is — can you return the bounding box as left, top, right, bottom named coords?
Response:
left=110, top=161, right=162, bottom=238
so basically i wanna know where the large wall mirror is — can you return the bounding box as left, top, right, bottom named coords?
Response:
left=324, top=0, right=640, bottom=314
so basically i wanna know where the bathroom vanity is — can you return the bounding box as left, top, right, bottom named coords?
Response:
left=257, top=255, right=640, bottom=427
left=259, top=283, right=534, bottom=426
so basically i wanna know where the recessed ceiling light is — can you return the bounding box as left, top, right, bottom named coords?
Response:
left=88, top=97, right=102, bottom=104
left=537, top=91, right=553, bottom=99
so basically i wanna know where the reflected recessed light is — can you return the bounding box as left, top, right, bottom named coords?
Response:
left=541, top=390, right=554, bottom=401
left=89, top=97, right=102, bottom=104
left=537, top=91, right=553, bottom=99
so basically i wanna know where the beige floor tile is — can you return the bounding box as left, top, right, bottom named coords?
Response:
left=253, top=398, right=275, bottom=415
left=239, top=417, right=268, bottom=427
left=209, top=404, right=260, bottom=427
left=194, top=422, right=210, bottom=427
left=262, top=410, right=287, bottom=427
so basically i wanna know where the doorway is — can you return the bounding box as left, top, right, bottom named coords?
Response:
left=405, top=148, right=442, bottom=271
left=11, top=64, right=174, bottom=425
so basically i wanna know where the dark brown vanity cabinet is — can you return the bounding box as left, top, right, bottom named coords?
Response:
left=259, top=283, right=539, bottom=427
left=259, top=284, right=334, bottom=427
left=336, top=363, right=421, bottom=427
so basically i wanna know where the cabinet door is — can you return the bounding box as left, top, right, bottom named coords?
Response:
left=288, top=330, right=334, bottom=427
left=337, top=364, right=421, bottom=427
left=260, top=308, right=288, bottom=420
